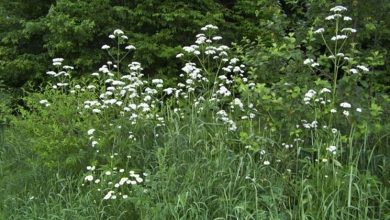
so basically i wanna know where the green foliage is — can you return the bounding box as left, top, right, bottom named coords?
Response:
left=0, top=2, right=389, bottom=220
left=0, top=0, right=285, bottom=88
left=11, top=89, right=91, bottom=172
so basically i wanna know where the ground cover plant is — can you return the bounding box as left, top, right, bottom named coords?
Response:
left=1, top=4, right=389, bottom=220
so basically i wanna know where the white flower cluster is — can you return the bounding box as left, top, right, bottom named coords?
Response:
left=331, top=35, right=348, bottom=41
left=330, top=6, right=347, bottom=12
left=172, top=25, right=258, bottom=130
left=313, top=5, right=354, bottom=43
left=301, top=120, right=319, bottom=129
left=216, top=110, right=237, bottom=131
left=45, top=58, right=74, bottom=90
left=102, top=29, right=135, bottom=57
left=303, top=58, right=319, bottom=68
left=326, top=145, right=337, bottom=154
left=84, top=165, right=148, bottom=200
left=303, top=88, right=331, bottom=105
left=39, top=99, right=50, bottom=107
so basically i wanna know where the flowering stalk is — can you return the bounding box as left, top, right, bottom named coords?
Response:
left=305, top=5, right=369, bottom=126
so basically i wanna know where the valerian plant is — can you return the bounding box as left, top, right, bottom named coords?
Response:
left=304, top=6, right=369, bottom=108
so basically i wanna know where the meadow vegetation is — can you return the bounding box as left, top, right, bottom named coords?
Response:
left=0, top=2, right=389, bottom=220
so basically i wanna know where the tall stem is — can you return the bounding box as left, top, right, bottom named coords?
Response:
left=331, top=18, right=340, bottom=108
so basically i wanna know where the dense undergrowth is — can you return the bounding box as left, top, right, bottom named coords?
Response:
left=1, top=5, right=389, bottom=219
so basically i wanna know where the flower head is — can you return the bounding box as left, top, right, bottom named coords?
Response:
left=330, top=6, right=347, bottom=12
left=125, top=45, right=136, bottom=50
left=84, top=175, right=94, bottom=182
left=87, top=129, right=95, bottom=136
left=326, top=145, right=337, bottom=154
left=340, top=102, right=351, bottom=108
left=314, top=28, right=325, bottom=34
left=113, top=29, right=124, bottom=35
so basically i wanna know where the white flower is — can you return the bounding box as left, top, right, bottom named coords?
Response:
left=330, top=109, right=337, bottom=113
left=332, top=128, right=338, bottom=134
left=320, top=88, right=331, bottom=94
left=356, top=108, right=362, bottom=112
left=105, top=171, right=111, bottom=176
left=311, top=62, right=320, bottom=67
left=217, top=86, right=231, bottom=97
left=163, top=88, right=174, bottom=95
left=57, top=83, right=68, bottom=87
left=63, top=65, right=74, bottom=70
left=112, top=80, right=125, bottom=86
left=343, top=16, right=352, bottom=21
left=53, top=62, right=62, bottom=66
left=125, top=45, right=136, bottom=50
left=325, top=15, right=335, bottom=20
left=92, top=109, right=101, bottom=114
left=326, top=145, right=337, bottom=154
left=350, top=68, right=358, bottom=74
left=304, top=89, right=316, bottom=102
left=39, top=100, right=49, bottom=104
left=340, top=102, right=351, bottom=108
left=113, top=29, right=124, bottom=35
left=232, top=98, right=244, bottom=109
left=136, top=177, right=143, bottom=183
left=341, top=28, right=357, bottom=33
left=343, top=110, right=350, bottom=117
left=357, top=65, right=369, bottom=72
left=330, top=6, right=347, bottom=12
left=195, top=35, right=207, bottom=44
left=101, top=45, right=110, bottom=50
left=103, top=191, right=114, bottom=200
left=84, top=175, right=94, bottom=182
left=229, top=58, right=239, bottom=65
left=109, top=34, right=115, bottom=39
left=331, top=35, right=348, bottom=41
left=183, top=46, right=195, bottom=53
left=311, top=120, right=318, bottom=128
left=87, top=129, right=95, bottom=136
left=152, top=79, right=163, bottom=85
left=314, top=28, right=325, bottom=34
left=91, top=141, right=98, bottom=147
left=201, top=24, right=218, bottom=31
left=303, top=58, right=314, bottom=65
left=52, top=58, right=64, bottom=63
left=212, top=36, right=222, bottom=41
left=263, top=161, right=270, bottom=165
left=46, top=71, right=56, bottom=76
